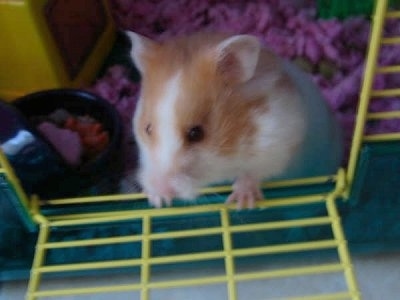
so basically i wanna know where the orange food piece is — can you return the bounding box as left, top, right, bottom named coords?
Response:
left=82, top=131, right=110, bottom=155
left=64, top=116, right=78, bottom=130
left=62, top=116, right=109, bottom=158
left=76, top=122, right=103, bottom=137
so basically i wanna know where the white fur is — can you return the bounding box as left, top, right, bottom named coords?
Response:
left=134, top=73, right=184, bottom=199
left=155, top=73, right=183, bottom=172
left=132, top=96, right=149, bottom=178
left=251, top=94, right=305, bottom=180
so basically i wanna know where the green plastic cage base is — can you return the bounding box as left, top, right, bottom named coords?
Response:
left=317, top=0, right=375, bottom=19
left=317, top=0, right=400, bottom=19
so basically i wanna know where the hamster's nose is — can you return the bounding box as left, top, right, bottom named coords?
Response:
left=151, top=177, right=176, bottom=199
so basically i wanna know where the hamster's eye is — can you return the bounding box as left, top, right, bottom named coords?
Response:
left=145, top=123, right=152, bottom=136
left=186, top=125, right=204, bottom=143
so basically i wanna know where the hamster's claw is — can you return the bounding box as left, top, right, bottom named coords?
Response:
left=147, top=194, right=172, bottom=208
left=226, top=175, right=263, bottom=209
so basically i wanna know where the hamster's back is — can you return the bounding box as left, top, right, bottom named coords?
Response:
left=272, top=59, right=343, bottom=180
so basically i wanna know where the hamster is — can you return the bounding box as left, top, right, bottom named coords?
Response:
left=126, top=31, right=343, bottom=208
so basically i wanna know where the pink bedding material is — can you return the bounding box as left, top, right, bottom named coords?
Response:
left=90, top=0, right=400, bottom=172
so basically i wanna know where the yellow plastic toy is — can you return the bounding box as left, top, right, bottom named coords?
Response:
left=0, top=0, right=115, bottom=101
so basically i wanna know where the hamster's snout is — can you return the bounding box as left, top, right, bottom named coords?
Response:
left=149, top=176, right=177, bottom=200
left=140, top=169, right=200, bottom=207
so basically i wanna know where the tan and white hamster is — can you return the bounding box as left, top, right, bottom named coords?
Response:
left=126, top=31, right=343, bottom=208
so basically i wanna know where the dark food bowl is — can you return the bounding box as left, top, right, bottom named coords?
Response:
left=11, top=89, right=123, bottom=199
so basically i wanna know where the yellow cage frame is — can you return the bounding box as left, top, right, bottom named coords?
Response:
left=0, top=0, right=399, bottom=299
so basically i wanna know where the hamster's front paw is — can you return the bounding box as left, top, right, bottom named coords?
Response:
left=226, top=175, right=263, bottom=209
left=147, top=194, right=172, bottom=208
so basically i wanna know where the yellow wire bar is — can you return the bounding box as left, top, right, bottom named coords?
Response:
left=381, top=36, right=400, bottom=45
left=284, top=292, right=356, bottom=300
left=371, top=88, right=400, bottom=97
left=140, top=215, right=151, bottom=300
left=41, top=216, right=333, bottom=250
left=30, top=263, right=347, bottom=298
left=38, top=174, right=335, bottom=206
left=0, top=149, right=31, bottom=215
left=367, top=111, right=400, bottom=120
left=35, top=239, right=339, bottom=274
left=363, top=132, right=400, bottom=142
left=42, top=193, right=328, bottom=224
left=346, top=0, right=389, bottom=196
left=31, top=264, right=354, bottom=299
left=386, top=10, right=400, bottom=18
left=26, top=223, right=50, bottom=300
left=326, top=195, right=361, bottom=300
left=221, top=208, right=237, bottom=300
left=31, top=288, right=355, bottom=300
left=376, top=65, right=400, bottom=73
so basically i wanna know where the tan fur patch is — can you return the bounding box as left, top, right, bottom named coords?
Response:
left=136, top=33, right=270, bottom=157
left=174, top=48, right=269, bottom=156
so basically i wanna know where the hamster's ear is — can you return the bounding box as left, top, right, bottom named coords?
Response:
left=125, top=31, right=156, bottom=74
left=215, top=35, right=260, bottom=83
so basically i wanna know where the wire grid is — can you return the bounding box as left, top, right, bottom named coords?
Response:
left=346, top=0, right=400, bottom=193
left=23, top=169, right=360, bottom=300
